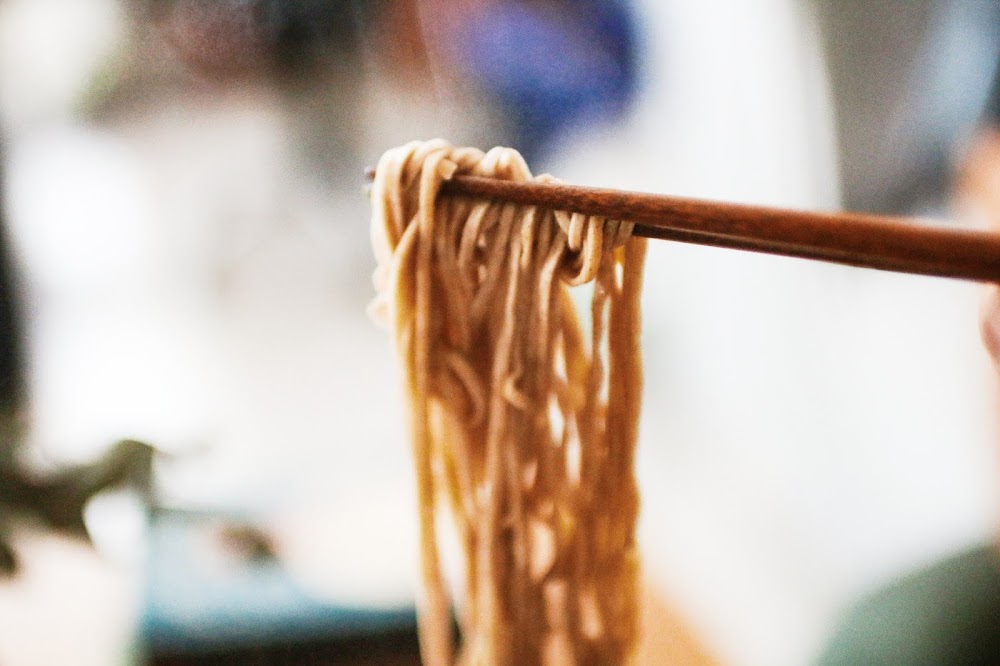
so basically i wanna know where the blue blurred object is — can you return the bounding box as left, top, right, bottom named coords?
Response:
left=141, top=510, right=417, bottom=655
left=462, top=0, right=640, bottom=160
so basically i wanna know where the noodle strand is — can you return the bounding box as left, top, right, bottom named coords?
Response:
left=371, top=140, right=647, bottom=665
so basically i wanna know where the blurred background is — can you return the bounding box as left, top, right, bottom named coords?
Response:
left=1, top=0, right=1000, bottom=664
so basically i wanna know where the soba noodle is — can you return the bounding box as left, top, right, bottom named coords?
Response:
left=370, top=140, right=647, bottom=665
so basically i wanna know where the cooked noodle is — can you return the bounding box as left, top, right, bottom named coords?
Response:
left=370, top=140, right=647, bottom=665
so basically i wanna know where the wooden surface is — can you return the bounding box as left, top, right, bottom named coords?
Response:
left=636, top=580, right=718, bottom=666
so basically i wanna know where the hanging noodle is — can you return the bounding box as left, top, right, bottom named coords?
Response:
left=370, top=140, right=647, bottom=665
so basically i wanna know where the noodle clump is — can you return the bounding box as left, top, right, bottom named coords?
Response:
left=370, top=140, right=647, bottom=665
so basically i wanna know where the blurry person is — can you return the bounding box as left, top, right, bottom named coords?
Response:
left=819, top=15, right=1000, bottom=664
left=815, top=0, right=1000, bottom=216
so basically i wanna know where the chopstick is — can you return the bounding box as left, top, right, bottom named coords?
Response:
left=366, top=169, right=1000, bottom=282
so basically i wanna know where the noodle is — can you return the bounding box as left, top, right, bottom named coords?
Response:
left=370, top=140, right=647, bottom=665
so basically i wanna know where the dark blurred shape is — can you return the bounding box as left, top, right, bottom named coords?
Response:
left=261, top=0, right=376, bottom=73
left=0, top=438, right=156, bottom=576
left=151, top=629, right=422, bottom=666
left=216, top=521, right=279, bottom=564
left=0, top=139, right=24, bottom=413
left=820, top=545, right=1000, bottom=665
left=138, top=0, right=380, bottom=80
left=153, top=0, right=274, bottom=79
left=985, top=58, right=1000, bottom=124
left=460, top=0, right=639, bottom=160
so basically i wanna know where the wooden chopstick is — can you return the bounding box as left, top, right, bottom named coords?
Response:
left=367, top=169, right=1000, bottom=282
